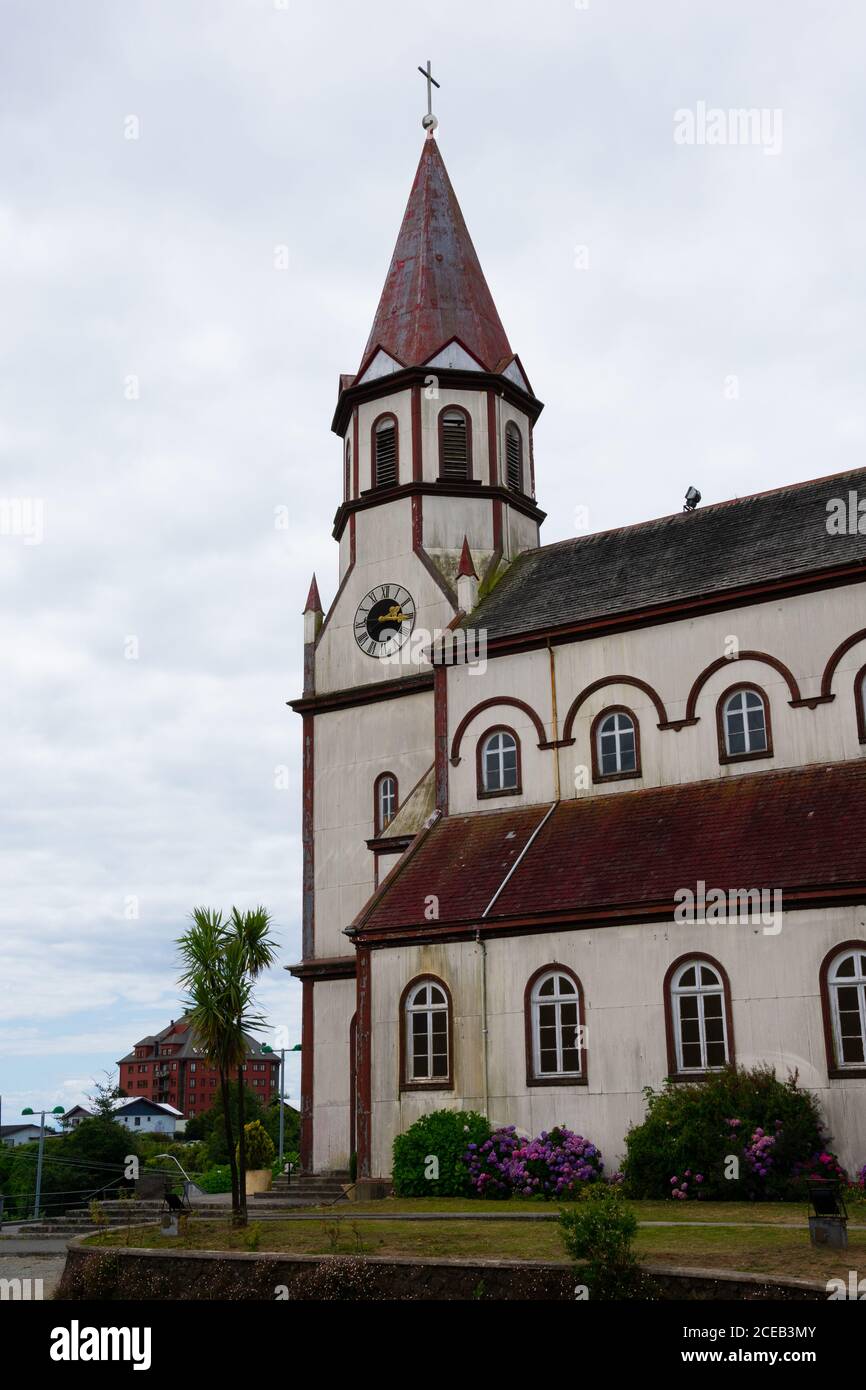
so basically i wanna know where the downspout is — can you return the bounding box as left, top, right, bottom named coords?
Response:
left=475, top=929, right=489, bottom=1120
left=548, top=639, right=561, bottom=801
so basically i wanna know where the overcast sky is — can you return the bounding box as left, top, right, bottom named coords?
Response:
left=2, top=0, right=865, bottom=1122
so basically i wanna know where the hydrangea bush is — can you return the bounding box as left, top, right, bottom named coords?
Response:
left=623, top=1064, right=845, bottom=1201
left=465, top=1124, right=603, bottom=1199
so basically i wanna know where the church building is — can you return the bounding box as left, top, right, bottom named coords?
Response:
left=289, top=118, right=866, bottom=1185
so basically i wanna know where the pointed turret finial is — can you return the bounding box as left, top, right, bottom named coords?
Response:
left=303, top=573, right=323, bottom=616
left=457, top=536, right=477, bottom=580
left=456, top=536, right=479, bottom=615
left=417, top=59, right=440, bottom=134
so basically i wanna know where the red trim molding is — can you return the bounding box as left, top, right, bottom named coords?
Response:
left=821, top=628, right=866, bottom=700
left=686, top=652, right=801, bottom=722
left=288, top=956, right=357, bottom=982
left=450, top=696, right=547, bottom=765
left=716, top=682, right=774, bottom=765
left=819, top=940, right=866, bottom=1080
left=524, top=963, right=587, bottom=1087
left=398, top=973, right=454, bottom=1093
left=290, top=672, right=433, bottom=717
left=356, top=946, right=372, bottom=1178
left=663, top=953, right=735, bottom=1083
left=300, top=978, right=314, bottom=1171
left=301, top=714, right=315, bottom=958
left=434, top=666, right=449, bottom=812
left=332, top=480, right=546, bottom=541
left=562, top=677, right=669, bottom=742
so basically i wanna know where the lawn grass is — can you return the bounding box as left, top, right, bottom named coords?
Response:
left=86, top=1206, right=866, bottom=1286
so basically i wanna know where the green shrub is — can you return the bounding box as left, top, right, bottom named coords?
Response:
left=237, top=1120, right=275, bottom=1171
left=622, top=1064, right=841, bottom=1200
left=559, top=1185, right=651, bottom=1300
left=392, top=1109, right=490, bottom=1197
left=195, top=1165, right=233, bottom=1194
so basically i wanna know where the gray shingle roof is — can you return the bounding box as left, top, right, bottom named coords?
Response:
left=468, top=467, right=866, bottom=644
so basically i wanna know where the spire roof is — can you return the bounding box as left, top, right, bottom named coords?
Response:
left=457, top=535, right=478, bottom=579
left=303, top=573, right=323, bottom=615
left=360, top=135, right=513, bottom=375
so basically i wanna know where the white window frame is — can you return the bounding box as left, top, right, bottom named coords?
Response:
left=530, top=970, right=582, bottom=1079
left=404, top=980, right=449, bottom=1084
left=723, top=688, right=768, bottom=756
left=671, top=960, right=729, bottom=1073
left=596, top=711, right=637, bottom=776
left=481, top=730, right=518, bottom=792
left=828, top=949, right=866, bottom=1068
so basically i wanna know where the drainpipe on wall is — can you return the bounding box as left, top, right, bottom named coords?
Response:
left=548, top=639, right=561, bottom=801
left=476, top=928, right=489, bottom=1120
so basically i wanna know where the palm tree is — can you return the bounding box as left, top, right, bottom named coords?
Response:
left=226, top=908, right=278, bottom=1222
left=177, top=910, right=242, bottom=1219
left=177, top=906, right=278, bottom=1227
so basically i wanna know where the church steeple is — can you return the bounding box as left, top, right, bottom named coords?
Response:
left=359, top=134, right=515, bottom=377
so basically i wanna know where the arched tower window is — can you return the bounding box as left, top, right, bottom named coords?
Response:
left=505, top=421, right=523, bottom=492
left=438, top=407, right=472, bottom=480
left=374, top=773, right=398, bottom=835
left=372, top=414, right=398, bottom=489
left=344, top=438, right=352, bottom=502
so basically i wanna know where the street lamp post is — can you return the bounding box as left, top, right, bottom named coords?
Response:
left=21, top=1106, right=64, bottom=1220
left=262, top=1043, right=301, bottom=1164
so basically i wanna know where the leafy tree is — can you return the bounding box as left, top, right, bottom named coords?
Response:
left=237, top=1120, right=275, bottom=1171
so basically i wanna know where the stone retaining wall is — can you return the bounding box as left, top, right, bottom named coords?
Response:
left=58, top=1239, right=828, bottom=1301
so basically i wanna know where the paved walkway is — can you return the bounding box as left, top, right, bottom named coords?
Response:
left=0, top=1252, right=66, bottom=1299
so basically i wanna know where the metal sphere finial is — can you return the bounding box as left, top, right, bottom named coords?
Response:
left=422, top=113, right=439, bottom=133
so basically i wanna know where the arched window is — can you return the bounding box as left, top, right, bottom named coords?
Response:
left=438, top=407, right=472, bottom=480
left=401, top=976, right=452, bottom=1088
left=592, top=707, right=640, bottom=781
left=856, top=665, right=866, bottom=745
left=718, top=685, right=771, bottom=763
left=477, top=727, right=521, bottom=797
left=526, top=966, right=586, bottom=1084
left=822, top=945, right=866, bottom=1073
left=666, top=957, right=731, bottom=1076
left=344, top=438, right=352, bottom=502
left=505, top=421, right=523, bottom=492
left=374, top=772, right=398, bottom=835
left=372, top=414, right=398, bottom=489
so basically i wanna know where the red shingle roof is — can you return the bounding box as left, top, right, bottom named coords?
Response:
left=359, top=135, right=513, bottom=376
left=351, top=762, right=866, bottom=940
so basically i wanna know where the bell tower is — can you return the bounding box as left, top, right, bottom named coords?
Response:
left=329, top=117, right=545, bottom=620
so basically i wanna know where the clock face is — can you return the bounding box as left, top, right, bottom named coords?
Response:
left=354, top=583, right=416, bottom=658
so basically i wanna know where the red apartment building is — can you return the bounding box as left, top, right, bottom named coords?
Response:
left=117, top=1016, right=280, bottom=1120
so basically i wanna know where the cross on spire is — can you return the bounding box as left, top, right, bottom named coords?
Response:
left=417, top=59, right=440, bottom=133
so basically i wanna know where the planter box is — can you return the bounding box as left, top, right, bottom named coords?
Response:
left=245, top=1169, right=272, bottom=1196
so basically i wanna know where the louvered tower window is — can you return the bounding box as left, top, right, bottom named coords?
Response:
left=439, top=409, right=471, bottom=480
left=344, top=439, right=352, bottom=501
left=373, top=416, right=398, bottom=489
left=505, top=422, right=523, bottom=492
